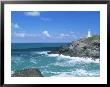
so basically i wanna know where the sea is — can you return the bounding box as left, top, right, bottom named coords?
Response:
left=11, top=43, right=100, bottom=77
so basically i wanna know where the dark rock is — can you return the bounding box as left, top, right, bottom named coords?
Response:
left=12, top=68, right=43, bottom=77
left=48, top=35, right=100, bottom=59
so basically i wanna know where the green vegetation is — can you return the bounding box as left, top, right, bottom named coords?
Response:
left=87, top=35, right=100, bottom=41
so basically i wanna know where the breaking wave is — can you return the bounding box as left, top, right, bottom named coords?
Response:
left=12, top=50, right=100, bottom=77
left=51, top=69, right=99, bottom=77
left=34, top=51, right=100, bottom=63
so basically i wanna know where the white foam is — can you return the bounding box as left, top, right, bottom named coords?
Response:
left=11, top=71, right=14, bottom=74
left=74, top=69, right=89, bottom=76
left=60, top=54, right=100, bottom=63
left=48, top=54, right=59, bottom=57
left=32, top=51, right=100, bottom=64
left=30, top=58, right=37, bottom=64
left=51, top=73, right=73, bottom=77
left=51, top=69, right=100, bottom=77
left=52, top=60, right=75, bottom=67
left=73, top=69, right=99, bottom=77
left=47, top=53, right=100, bottom=63
left=37, top=51, right=49, bottom=55
left=32, top=51, right=50, bottom=55
left=68, top=57, right=100, bottom=64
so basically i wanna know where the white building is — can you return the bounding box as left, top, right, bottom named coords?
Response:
left=87, top=30, right=92, bottom=37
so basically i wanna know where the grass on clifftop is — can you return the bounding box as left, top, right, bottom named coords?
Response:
left=87, top=35, right=100, bottom=41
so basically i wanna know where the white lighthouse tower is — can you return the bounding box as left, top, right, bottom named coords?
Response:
left=87, top=29, right=92, bottom=38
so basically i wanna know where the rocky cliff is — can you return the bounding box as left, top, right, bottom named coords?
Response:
left=48, top=35, right=100, bottom=59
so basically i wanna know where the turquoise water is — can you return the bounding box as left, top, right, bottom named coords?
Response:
left=11, top=43, right=100, bottom=77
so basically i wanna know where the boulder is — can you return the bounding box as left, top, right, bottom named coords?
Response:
left=12, top=68, right=43, bottom=77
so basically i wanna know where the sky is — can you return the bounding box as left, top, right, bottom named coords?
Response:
left=11, top=11, right=100, bottom=43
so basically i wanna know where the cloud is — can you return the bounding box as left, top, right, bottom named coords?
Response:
left=14, top=32, right=25, bottom=38
left=12, top=23, right=22, bottom=29
left=70, top=32, right=75, bottom=34
left=70, top=32, right=80, bottom=39
left=24, top=11, right=40, bottom=16
left=60, top=33, right=70, bottom=37
left=13, top=32, right=37, bottom=38
left=41, top=17, right=51, bottom=21
left=42, top=31, right=51, bottom=38
left=56, top=32, right=80, bottom=40
left=70, top=31, right=79, bottom=35
left=57, top=33, right=70, bottom=39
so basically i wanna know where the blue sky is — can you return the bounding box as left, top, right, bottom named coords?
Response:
left=11, top=11, right=100, bottom=43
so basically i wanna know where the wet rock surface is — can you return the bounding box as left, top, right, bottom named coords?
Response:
left=12, top=68, right=43, bottom=77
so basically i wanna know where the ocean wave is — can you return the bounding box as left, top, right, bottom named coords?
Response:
left=31, top=51, right=100, bottom=64
left=48, top=54, right=60, bottom=57
left=31, top=51, right=50, bottom=55
left=52, top=61, right=75, bottom=67
left=59, top=54, right=99, bottom=63
left=51, top=73, right=74, bottom=77
left=37, top=51, right=50, bottom=55
left=11, top=56, right=25, bottom=64
left=46, top=53, right=100, bottom=63
left=73, top=69, right=99, bottom=76
left=51, top=69, right=99, bottom=77
left=30, top=58, right=37, bottom=64
left=11, top=71, right=15, bottom=74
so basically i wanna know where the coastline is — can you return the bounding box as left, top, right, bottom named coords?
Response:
left=48, top=35, right=100, bottom=60
left=11, top=42, right=100, bottom=77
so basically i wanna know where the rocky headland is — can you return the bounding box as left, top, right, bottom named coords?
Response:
left=48, top=35, right=100, bottom=59
left=12, top=68, right=43, bottom=77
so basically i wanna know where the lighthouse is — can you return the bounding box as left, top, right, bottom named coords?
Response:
left=87, top=30, right=92, bottom=38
